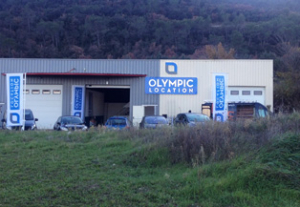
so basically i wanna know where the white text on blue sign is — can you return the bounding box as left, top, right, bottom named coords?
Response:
left=215, top=76, right=225, bottom=111
left=74, top=87, right=83, bottom=110
left=145, top=77, right=197, bottom=94
left=9, top=76, right=20, bottom=110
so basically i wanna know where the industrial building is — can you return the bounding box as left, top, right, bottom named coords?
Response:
left=0, top=59, right=273, bottom=129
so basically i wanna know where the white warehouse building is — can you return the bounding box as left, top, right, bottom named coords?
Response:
left=0, top=59, right=273, bottom=129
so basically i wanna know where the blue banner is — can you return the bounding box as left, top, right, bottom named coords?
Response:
left=215, top=75, right=225, bottom=111
left=9, top=76, right=21, bottom=110
left=74, top=87, right=83, bottom=110
left=145, top=77, right=197, bottom=94
left=6, top=73, right=24, bottom=126
left=72, top=85, right=85, bottom=120
left=213, top=74, right=228, bottom=122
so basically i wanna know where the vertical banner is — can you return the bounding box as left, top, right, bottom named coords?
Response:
left=213, top=74, right=228, bottom=122
left=71, top=85, right=85, bottom=120
left=6, top=73, right=24, bottom=126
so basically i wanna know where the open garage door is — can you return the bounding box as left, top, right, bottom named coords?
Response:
left=85, top=85, right=130, bottom=126
left=25, top=85, right=63, bottom=129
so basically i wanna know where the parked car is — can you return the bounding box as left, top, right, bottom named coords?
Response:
left=201, top=102, right=270, bottom=121
left=53, top=115, right=88, bottom=131
left=139, top=115, right=169, bottom=129
left=174, top=113, right=210, bottom=127
left=1, top=109, right=38, bottom=130
left=104, top=116, right=131, bottom=130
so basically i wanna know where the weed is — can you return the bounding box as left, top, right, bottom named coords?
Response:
left=0, top=113, right=299, bottom=206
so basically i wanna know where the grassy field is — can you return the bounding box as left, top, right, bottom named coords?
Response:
left=0, top=114, right=299, bottom=207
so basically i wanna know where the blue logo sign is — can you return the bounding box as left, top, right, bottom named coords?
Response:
left=74, top=87, right=83, bottom=110
left=165, top=62, right=177, bottom=74
left=10, top=113, right=20, bottom=124
left=215, top=113, right=224, bottom=122
left=9, top=76, right=21, bottom=110
left=215, top=75, right=225, bottom=111
left=145, top=77, right=197, bottom=94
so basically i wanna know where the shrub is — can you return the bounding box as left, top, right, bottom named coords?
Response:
left=167, top=112, right=300, bottom=166
left=96, top=112, right=300, bottom=167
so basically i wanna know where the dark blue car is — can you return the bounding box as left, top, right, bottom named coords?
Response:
left=1, top=109, right=38, bottom=130
left=104, top=116, right=131, bottom=130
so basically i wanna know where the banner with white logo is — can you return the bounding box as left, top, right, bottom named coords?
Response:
left=6, top=73, right=24, bottom=126
left=71, top=85, right=85, bottom=120
left=213, top=74, right=228, bottom=122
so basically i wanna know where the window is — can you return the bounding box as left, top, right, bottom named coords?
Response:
left=42, top=90, right=51, bottom=95
left=242, top=90, right=251, bottom=95
left=23, top=89, right=29, bottom=94
left=254, top=91, right=262, bottom=95
left=32, top=90, right=40, bottom=95
left=230, top=90, right=239, bottom=95
left=178, top=114, right=185, bottom=121
left=258, top=106, right=266, bottom=117
left=53, top=90, right=61, bottom=95
left=25, top=110, right=34, bottom=120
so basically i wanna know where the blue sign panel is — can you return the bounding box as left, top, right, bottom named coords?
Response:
left=74, top=87, right=83, bottom=110
left=9, top=76, right=21, bottom=110
left=6, top=73, right=23, bottom=126
left=215, top=75, right=225, bottom=111
left=145, top=77, right=197, bottom=94
left=72, top=85, right=85, bottom=120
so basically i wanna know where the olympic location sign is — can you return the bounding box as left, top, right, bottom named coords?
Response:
left=145, top=77, right=197, bottom=95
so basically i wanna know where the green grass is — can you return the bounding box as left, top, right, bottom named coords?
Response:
left=0, top=128, right=299, bottom=207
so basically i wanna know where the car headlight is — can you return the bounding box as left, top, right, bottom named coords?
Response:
left=60, top=126, right=68, bottom=131
left=188, top=122, right=196, bottom=127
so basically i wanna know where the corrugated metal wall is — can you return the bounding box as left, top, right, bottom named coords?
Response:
left=159, top=59, right=273, bottom=116
left=0, top=59, right=160, bottom=121
left=0, top=58, right=274, bottom=124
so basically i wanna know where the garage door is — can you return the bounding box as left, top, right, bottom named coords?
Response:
left=25, top=85, right=63, bottom=129
left=228, top=87, right=265, bottom=105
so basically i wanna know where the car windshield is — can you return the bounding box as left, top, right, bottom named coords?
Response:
left=145, top=116, right=167, bottom=124
left=258, top=106, right=269, bottom=118
left=186, top=114, right=209, bottom=122
left=108, top=118, right=127, bottom=126
left=25, top=110, right=34, bottom=120
left=61, top=116, right=83, bottom=124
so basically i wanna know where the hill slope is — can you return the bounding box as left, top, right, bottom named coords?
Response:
left=0, top=115, right=299, bottom=206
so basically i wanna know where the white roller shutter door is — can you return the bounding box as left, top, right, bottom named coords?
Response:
left=25, top=85, right=63, bottom=129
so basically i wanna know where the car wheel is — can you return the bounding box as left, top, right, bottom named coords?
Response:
left=2, top=121, right=7, bottom=130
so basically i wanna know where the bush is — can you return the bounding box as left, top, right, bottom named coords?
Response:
left=161, top=113, right=300, bottom=166
left=90, top=112, right=300, bottom=168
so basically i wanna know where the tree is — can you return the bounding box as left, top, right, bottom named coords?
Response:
left=84, top=15, right=108, bottom=48
left=274, top=45, right=300, bottom=112
left=36, top=21, right=63, bottom=48
left=205, top=42, right=235, bottom=59
left=230, top=30, right=245, bottom=55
